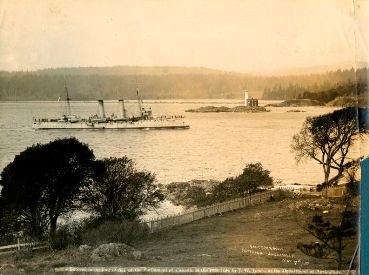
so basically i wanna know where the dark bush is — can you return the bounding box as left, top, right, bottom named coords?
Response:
left=0, top=137, right=95, bottom=245
left=166, top=163, right=274, bottom=208
left=83, top=157, right=164, bottom=221
left=276, top=188, right=294, bottom=199
left=53, top=220, right=86, bottom=249
left=81, top=218, right=149, bottom=246
left=53, top=217, right=149, bottom=249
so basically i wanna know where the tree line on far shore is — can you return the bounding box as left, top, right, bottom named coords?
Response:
left=262, top=68, right=368, bottom=101
left=1, top=66, right=367, bottom=101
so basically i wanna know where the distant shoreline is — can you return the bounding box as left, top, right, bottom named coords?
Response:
left=0, top=99, right=282, bottom=105
left=186, top=105, right=269, bottom=113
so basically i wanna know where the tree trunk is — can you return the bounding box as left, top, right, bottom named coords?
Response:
left=337, top=235, right=342, bottom=270
left=323, top=164, right=330, bottom=187
left=49, top=216, right=58, bottom=247
left=324, top=171, right=330, bottom=187
left=337, top=251, right=342, bottom=270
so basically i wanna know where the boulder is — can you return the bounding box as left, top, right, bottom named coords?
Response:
left=131, top=250, right=144, bottom=260
left=78, top=244, right=92, bottom=253
left=90, top=243, right=142, bottom=262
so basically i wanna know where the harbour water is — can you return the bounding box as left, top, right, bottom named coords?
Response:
left=0, top=100, right=362, bottom=217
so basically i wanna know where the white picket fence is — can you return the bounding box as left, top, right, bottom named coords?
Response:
left=146, top=190, right=276, bottom=233
left=0, top=240, right=48, bottom=256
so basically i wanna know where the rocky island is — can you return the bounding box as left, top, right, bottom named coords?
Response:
left=265, top=99, right=324, bottom=107
left=185, top=105, right=269, bottom=113
left=326, top=96, right=360, bottom=107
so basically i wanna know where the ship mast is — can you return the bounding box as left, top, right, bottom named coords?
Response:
left=65, top=81, right=71, bottom=116
left=137, top=89, right=142, bottom=117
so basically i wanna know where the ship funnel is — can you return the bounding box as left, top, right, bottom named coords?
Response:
left=244, top=91, right=249, bottom=106
left=118, top=99, right=127, bottom=119
left=98, top=100, right=106, bottom=119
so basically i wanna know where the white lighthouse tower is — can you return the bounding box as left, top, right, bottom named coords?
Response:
left=244, top=91, right=249, bottom=106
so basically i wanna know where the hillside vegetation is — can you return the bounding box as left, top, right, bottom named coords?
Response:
left=0, top=66, right=367, bottom=101
left=262, top=68, right=368, bottom=100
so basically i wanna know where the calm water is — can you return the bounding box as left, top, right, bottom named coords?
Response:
left=0, top=100, right=338, bottom=184
left=0, top=100, right=360, bottom=217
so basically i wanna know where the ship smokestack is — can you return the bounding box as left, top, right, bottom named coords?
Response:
left=244, top=91, right=249, bottom=106
left=98, top=100, right=105, bottom=119
left=118, top=99, right=127, bottom=119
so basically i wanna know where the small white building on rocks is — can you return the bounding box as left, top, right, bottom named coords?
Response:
left=244, top=91, right=258, bottom=107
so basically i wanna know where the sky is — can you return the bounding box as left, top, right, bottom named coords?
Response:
left=0, top=0, right=368, bottom=73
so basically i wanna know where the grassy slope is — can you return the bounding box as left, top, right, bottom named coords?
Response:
left=137, top=197, right=356, bottom=270
left=0, top=197, right=358, bottom=274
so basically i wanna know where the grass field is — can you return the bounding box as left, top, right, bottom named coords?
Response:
left=0, top=195, right=358, bottom=274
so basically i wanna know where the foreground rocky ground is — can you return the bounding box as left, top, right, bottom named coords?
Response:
left=0, top=195, right=358, bottom=274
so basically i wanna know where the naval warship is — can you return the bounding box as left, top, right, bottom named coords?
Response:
left=32, top=86, right=190, bottom=130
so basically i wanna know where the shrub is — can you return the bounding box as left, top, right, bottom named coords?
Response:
left=276, top=188, right=294, bottom=199
left=53, top=220, right=86, bottom=249
left=81, top=219, right=149, bottom=246
left=166, top=163, right=274, bottom=208
left=83, top=157, right=164, bottom=220
left=52, top=217, right=149, bottom=249
left=298, top=211, right=357, bottom=269
left=166, top=182, right=212, bottom=209
left=14, top=249, right=34, bottom=261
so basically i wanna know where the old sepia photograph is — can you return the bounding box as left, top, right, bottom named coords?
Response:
left=0, top=0, right=368, bottom=274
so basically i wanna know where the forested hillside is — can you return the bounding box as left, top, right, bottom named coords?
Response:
left=262, top=68, right=368, bottom=100
left=0, top=66, right=367, bottom=101
left=297, top=82, right=368, bottom=104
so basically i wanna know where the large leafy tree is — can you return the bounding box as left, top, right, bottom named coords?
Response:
left=0, top=138, right=95, bottom=245
left=83, top=157, right=164, bottom=220
left=233, top=163, right=274, bottom=197
left=291, top=107, right=367, bottom=187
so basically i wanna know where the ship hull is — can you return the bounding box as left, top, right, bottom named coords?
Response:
left=32, top=120, right=190, bottom=130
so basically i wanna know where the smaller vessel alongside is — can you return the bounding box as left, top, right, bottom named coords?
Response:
left=32, top=86, right=189, bottom=130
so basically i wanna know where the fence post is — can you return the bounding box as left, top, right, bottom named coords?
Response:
left=17, top=238, right=20, bottom=251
